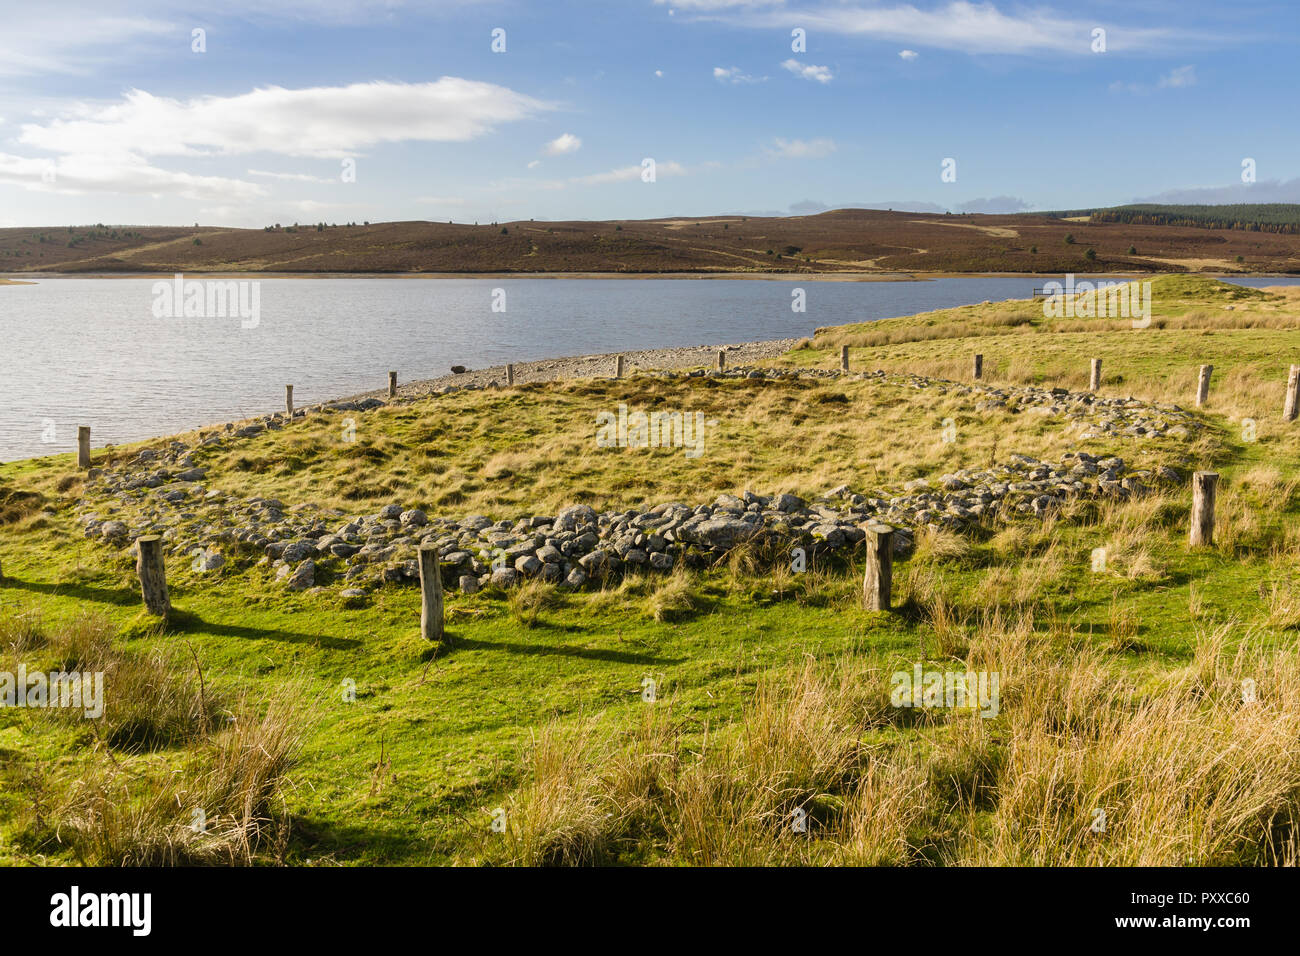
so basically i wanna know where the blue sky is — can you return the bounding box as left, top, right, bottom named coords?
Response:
left=0, top=0, right=1296, bottom=227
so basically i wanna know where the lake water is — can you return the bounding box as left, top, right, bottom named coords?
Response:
left=2, top=274, right=1298, bottom=462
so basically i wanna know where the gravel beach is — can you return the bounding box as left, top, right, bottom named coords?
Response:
left=337, top=337, right=805, bottom=403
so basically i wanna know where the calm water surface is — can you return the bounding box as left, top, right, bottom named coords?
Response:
left=2, top=274, right=1297, bottom=461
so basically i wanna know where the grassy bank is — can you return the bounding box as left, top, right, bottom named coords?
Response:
left=3, top=275, right=1300, bottom=865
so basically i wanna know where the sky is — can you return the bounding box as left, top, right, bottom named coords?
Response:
left=0, top=0, right=1296, bottom=228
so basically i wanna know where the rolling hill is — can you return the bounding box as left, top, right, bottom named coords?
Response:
left=3, top=208, right=1299, bottom=276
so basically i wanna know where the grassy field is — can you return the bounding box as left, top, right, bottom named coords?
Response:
left=3, top=275, right=1300, bottom=866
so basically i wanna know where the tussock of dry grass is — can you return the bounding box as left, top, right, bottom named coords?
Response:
left=6, top=612, right=310, bottom=866
left=48, top=686, right=307, bottom=866
left=507, top=578, right=561, bottom=628
left=643, top=568, right=702, bottom=623
left=1, top=611, right=222, bottom=750
left=489, top=610, right=1300, bottom=865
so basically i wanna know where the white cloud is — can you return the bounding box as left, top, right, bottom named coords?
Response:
left=780, top=59, right=833, bottom=83
left=1158, top=65, right=1197, bottom=88
left=656, top=0, right=783, bottom=9
left=0, top=78, right=549, bottom=203
left=197, top=205, right=252, bottom=222
left=713, top=66, right=764, bottom=84
left=481, top=161, right=688, bottom=196
left=247, top=168, right=334, bottom=183
left=571, top=161, right=687, bottom=185
left=716, top=2, right=1187, bottom=56
left=0, top=151, right=266, bottom=201
left=767, top=137, right=836, bottom=159
left=543, top=132, right=582, bottom=156
left=0, top=1, right=508, bottom=78
left=1110, top=65, right=1198, bottom=95
left=0, top=11, right=174, bottom=77
left=654, top=70, right=664, bottom=78
left=899, top=49, right=919, bottom=60
left=527, top=159, right=541, bottom=169
left=19, top=79, right=554, bottom=160
left=281, top=199, right=341, bottom=214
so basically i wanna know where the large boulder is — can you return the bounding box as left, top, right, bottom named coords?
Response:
left=490, top=567, right=520, bottom=589
left=280, top=540, right=316, bottom=564
left=686, top=515, right=762, bottom=550
left=279, top=559, right=316, bottom=591
left=578, top=549, right=611, bottom=572
left=400, top=508, right=428, bottom=527
left=772, top=493, right=805, bottom=513
left=649, top=552, right=675, bottom=571
left=555, top=504, right=597, bottom=532
left=514, top=555, right=543, bottom=576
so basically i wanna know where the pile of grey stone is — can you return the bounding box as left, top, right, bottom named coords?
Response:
left=73, top=369, right=1197, bottom=597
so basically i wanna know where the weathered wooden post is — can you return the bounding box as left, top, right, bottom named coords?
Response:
left=1284, top=365, right=1300, bottom=422
left=506, top=363, right=515, bottom=386
left=717, top=350, right=726, bottom=371
left=972, top=354, right=983, bottom=380
left=862, top=524, right=893, bottom=612
left=1189, top=471, right=1218, bottom=547
left=77, top=426, right=91, bottom=469
left=417, top=543, right=444, bottom=642
left=615, top=355, right=625, bottom=378
left=388, top=371, right=397, bottom=398
left=1195, top=365, right=1212, bottom=408
left=135, top=535, right=170, bottom=616
left=840, top=345, right=850, bottom=372
left=1089, top=358, right=1102, bottom=392
left=285, top=384, right=294, bottom=417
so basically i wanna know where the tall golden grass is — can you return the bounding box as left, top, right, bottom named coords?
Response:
left=489, top=615, right=1300, bottom=866
left=4, top=612, right=310, bottom=866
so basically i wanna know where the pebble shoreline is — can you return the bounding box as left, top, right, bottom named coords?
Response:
left=334, top=338, right=804, bottom=402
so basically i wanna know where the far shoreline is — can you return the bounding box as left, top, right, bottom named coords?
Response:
left=5, top=269, right=1298, bottom=282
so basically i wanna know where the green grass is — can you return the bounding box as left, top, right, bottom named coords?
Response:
left=4, top=274, right=1300, bottom=865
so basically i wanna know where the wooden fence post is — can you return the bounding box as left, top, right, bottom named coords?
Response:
left=972, top=354, right=983, bottom=380
left=615, top=355, right=624, bottom=378
left=285, top=384, right=294, bottom=417
left=1189, top=471, right=1218, bottom=547
left=862, top=524, right=893, bottom=611
left=1195, top=365, right=1212, bottom=408
left=507, top=363, right=515, bottom=386
left=840, top=345, right=850, bottom=372
left=1089, top=358, right=1102, bottom=392
left=136, top=535, right=171, bottom=616
left=77, top=426, right=91, bottom=469
left=418, top=543, right=445, bottom=642
left=717, top=350, right=725, bottom=371
left=1284, top=365, right=1300, bottom=422
left=388, top=371, right=397, bottom=398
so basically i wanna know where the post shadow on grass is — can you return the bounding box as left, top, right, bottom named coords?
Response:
left=0, top=574, right=140, bottom=607
left=0, top=571, right=355, bottom=647
left=419, top=633, right=684, bottom=667
left=161, top=607, right=361, bottom=649
left=286, top=816, right=417, bottom=864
